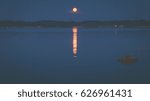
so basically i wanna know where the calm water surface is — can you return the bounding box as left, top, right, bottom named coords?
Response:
left=0, top=28, right=150, bottom=83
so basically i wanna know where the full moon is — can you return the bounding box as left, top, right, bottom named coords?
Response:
left=72, top=7, right=78, bottom=13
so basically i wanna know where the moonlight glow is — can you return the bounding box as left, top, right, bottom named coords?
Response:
left=72, top=7, right=78, bottom=13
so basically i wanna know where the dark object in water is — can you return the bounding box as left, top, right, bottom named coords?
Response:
left=118, top=55, right=138, bottom=64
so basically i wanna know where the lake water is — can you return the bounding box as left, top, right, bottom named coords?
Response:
left=0, top=28, right=150, bottom=84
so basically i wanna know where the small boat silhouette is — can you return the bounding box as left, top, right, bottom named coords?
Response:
left=118, top=55, right=138, bottom=64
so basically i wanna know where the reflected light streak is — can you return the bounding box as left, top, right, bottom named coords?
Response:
left=72, top=27, right=78, bottom=58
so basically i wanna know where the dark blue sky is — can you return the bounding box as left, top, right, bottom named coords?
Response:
left=0, top=0, right=150, bottom=21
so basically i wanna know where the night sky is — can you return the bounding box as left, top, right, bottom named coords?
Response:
left=0, top=0, right=150, bottom=21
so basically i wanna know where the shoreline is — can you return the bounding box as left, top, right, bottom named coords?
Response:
left=0, top=20, right=150, bottom=29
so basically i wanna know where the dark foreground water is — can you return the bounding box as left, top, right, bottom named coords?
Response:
left=0, top=28, right=150, bottom=84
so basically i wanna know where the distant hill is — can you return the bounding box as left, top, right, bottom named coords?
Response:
left=0, top=20, right=150, bottom=28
